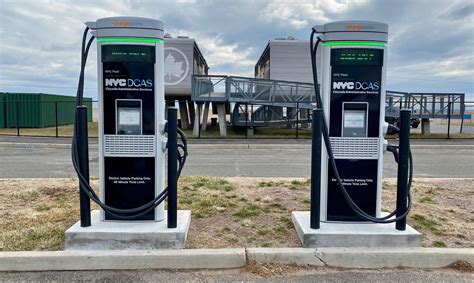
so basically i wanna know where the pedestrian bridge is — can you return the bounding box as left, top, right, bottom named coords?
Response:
left=191, top=75, right=466, bottom=134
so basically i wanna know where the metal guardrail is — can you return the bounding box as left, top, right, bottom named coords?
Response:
left=193, top=75, right=466, bottom=120
left=386, top=91, right=465, bottom=119
left=192, top=75, right=317, bottom=109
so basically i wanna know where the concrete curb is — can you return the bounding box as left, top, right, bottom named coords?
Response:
left=0, top=249, right=246, bottom=271
left=247, top=247, right=474, bottom=269
left=247, top=248, right=324, bottom=266
left=0, top=248, right=472, bottom=271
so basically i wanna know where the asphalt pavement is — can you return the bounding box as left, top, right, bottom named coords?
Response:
left=1, top=268, right=472, bottom=282
left=0, top=136, right=473, bottom=178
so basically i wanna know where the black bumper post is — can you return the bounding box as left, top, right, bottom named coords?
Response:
left=167, top=107, right=178, bottom=228
left=310, top=108, right=323, bottom=229
left=396, top=109, right=411, bottom=231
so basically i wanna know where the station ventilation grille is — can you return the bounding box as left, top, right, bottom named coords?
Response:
left=330, top=137, right=380, bottom=159
left=104, top=135, right=156, bottom=157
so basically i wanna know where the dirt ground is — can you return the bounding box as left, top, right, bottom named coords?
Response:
left=0, top=177, right=472, bottom=251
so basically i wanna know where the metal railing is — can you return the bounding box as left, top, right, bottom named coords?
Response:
left=194, top=75, right=466, bottom=120
left=192, top=75, right=317, bottom=108
left=386, top=91, right=465, bottom=119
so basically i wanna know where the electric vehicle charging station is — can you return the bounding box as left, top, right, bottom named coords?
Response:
left=65, top=17, right=191, bottom=250
left=316, top=21, right=388, bottom=222
left=292, top=21, right=421, bottom=247
left=90, top=17, right=166, bottom=221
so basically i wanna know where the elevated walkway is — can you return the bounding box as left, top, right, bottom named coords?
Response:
left=191, top=75, right=466, bottom=135
left=192, top=75, right=316, bottom=107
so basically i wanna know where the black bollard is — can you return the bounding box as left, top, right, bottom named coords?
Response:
left=396, top=109, right=411, bottom=231
left=76, top=106, right=91, bottom=227
left=310, top=108, right=323, bottom=229
left=167, top=107, right=178, bottom=228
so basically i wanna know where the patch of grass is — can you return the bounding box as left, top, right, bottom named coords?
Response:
left=420, top=196, right=435, bottom=204
left=180, top=193, right=236, bottom=219
left=265, top=202, right=285, bottom=211
left=247, top=236, right=256, bottom=243
left=426, top=187, right=436, bottom=195
left=280, top=216, right=292, bottom=226
left=181, top=185, right=195, bottom=192
left=287, top=179, right=311, bottom=190
left=186, top=176, right=234, bottom=192
left=290, top=179, right=310, bottom=186
left=179, top=195, right=194, bottom=205
left=456, top=233, right=467, bottom=239
left=411, top=214, right=445, bottom=235
left=0, top=224, right=65, bottom=251
left=14, top=190, right=39, bottom=201
left=0, top=122, right=98, bottom=138
left=302, top=198, right=311, bottom=204
left=35, top=204, right=52, bottom=212
left=194, top=212, right=204, bottom=219
left=257, top=229, right=270, bottom=236
left=257, top=181, right=284, bottom=188
left=233, top=203, right=262, bottom=219
left=433, top=240, right=447, bottom=248
left=226, top=235, right=239, bottom=244
left=273, top=226, right=286, bottom=235
left=261, top=242, right=272, bottom=247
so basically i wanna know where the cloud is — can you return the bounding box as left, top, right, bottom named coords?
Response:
left=0, top=0, right=472, bottom=100
left=261, top=0, right=368, bottom=28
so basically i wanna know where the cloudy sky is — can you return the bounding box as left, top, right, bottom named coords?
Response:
left=0, top=0, right=473, bottom=100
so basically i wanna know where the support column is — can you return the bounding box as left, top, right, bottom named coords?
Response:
left=286, top=107, right=294, bottom=128
left=188, top=101, right=195, bottom=127
left=201, top=101, right=210, bottom=131
left=216, top=103, right=227, bottom=136
left=193, top=103, right=203, bottom=136
left=421, top=118, right=430, bottom=135
left=178, top=101, right=190, bottom=130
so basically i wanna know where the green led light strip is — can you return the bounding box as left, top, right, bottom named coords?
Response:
left=97, top=37, right=163, bottom=43
left=323, top=41, right=386, bottom=46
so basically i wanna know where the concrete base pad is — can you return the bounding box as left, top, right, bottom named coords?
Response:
left=65, top=210, right=191, bottom=250
left=292, top=211, right=421, bottom=248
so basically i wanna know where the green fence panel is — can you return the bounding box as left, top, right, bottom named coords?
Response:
left=0, top=93, right=5, bottom=128
left=0, top=92, right=94, bottom=128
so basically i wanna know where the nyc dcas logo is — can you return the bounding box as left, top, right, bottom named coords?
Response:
left=333, top=81, right=379, bottom=91
left=105, top=78, right=153, bottom=88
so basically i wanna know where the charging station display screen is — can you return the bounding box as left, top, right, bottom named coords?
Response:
left=118, top=108, right=140, bottom=126
left=332, top=48, right=382, bottom=66
left=344, top=111, right=365, bottom=128
left=102, top=45, right=155, bottom=63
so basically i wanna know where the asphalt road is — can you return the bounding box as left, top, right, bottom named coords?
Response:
left=1, top=268, right=472, bottom=282
left=0, top=137, right=473, bottom=178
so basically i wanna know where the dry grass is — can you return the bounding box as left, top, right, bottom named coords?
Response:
left=0, top=178, right=99, bottom=251
left=0, top=122, right=99, bottom=138
left=383, top=178, right=473, bottom=248
left=0, top=177, right=472, bottom=251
